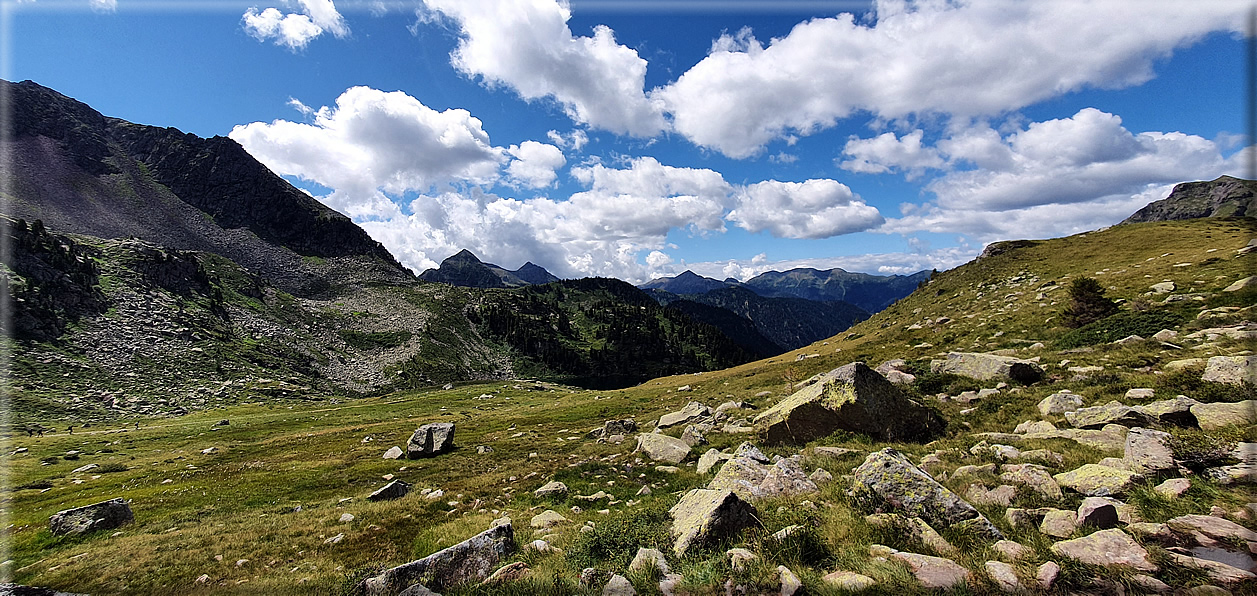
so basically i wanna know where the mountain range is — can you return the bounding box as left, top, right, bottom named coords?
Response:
left=640, top=267, right=931, bottom=313
left=417, top=249, right=560, bottom=288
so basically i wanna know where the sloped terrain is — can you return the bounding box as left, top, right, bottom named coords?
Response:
left=8, top=215, right=1256, bottom=596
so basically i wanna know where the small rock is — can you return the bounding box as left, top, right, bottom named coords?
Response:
left=1053, top=464, right=1138, bottom=497
left=1036, top=561, right=1060, bottom=590
left=629, top=547, right=669, bottom=574
left=821, top=570, right=876, bottom=591
left=602, top=573, right=636, bottom=596
left=1077, top=497, right=1119, bottom=528
left=985, top=560, right=1021, bottom=592
left=339, top=513, right=355, bottom=523
left=777, top=565, right=801, bottom=596
left=993, top=540, right=1030, bottom=560
left=1038, top=391, right=1083, bottom=416
left=529, top=510, right=567, bottom=529
left=1040, top=509, right=1077, bottom=538
left=382, top=446, right=404, bottom=460
left=890, top=552, right=972, bottom=589
left=726, top=548, right=757, bottom=572
left=533, top=481, right=569, bottom=499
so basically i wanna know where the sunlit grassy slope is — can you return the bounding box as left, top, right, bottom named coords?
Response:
left=6, top=217, right=1256, bottom=595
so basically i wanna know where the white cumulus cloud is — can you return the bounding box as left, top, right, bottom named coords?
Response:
left=729, top=179, right=884, bottom=239
left=243, top=0, right=348, bottom=51
left=229, top=86, right=505, bottom=218
left=654, top=0, right=1245, bottom=158
left=505, top=141, right=566, bottom=189
left=420, top=0, right=666, bottom=137
left=839, top=129, right=944, bottom=178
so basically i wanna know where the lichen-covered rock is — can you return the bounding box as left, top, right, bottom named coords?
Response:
left=658, top=402, right=710, bottom=429
left=1133, top=396, right=1199, bottom=426
left=697, top=448, right=731, bottom=475
left=1038, top=391, right=1083, bottom=416
left=1054, top=464, right=1138, bottom=497
left=850, top=448, right=1002, bottom=539
left=1203, top=356, right=1257, bottom=385
left=821, top=570, right=876, bottom=591
left=356, top=522, right=515, bottom=595
left=1021, top=424, right=1128, bottom=452
left=49, top=498, right=133, bottom=536
left=1191, top=400, right=1257, bottom=431
left=1124, top=428, right=1176, bottom=474
left=636, top=433, right=691, bottom=464
left=529, top=510, right=568, bottom=529
left=754, top=362, right=944, bottom=444
left=985, top=560, right=1021, bottom=592
left=707, top=453, right=817, bottom=501
left=932, top=352, right=1043, bottom=384
left=669, top=489, right=760, bottom=557
left=407, top=422, right=455, bottom=459
left=999, top=463, right=1062, bottom=500
left=1039, top=509, right=1077, bottom=538
left=628, top=547, right=670, bottom=574
left=1049, top=529, right=1156, bottom=572
left=533, top=481, right=568, bottom=499
left=1065, top=401, right=1153, bottom=429
left=367, top=480, right=411, bottom=502
left=1165, top=514, right=1257, bottom=543
left=890, top=552, right=972, bottom=589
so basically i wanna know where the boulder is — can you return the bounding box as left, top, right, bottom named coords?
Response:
left=754, top=362, right=944, bottom=444
left=985, top=560, right=1021, bottom=592
left=1037, top=391, right=1084, bottom=416
left=602, top=574, right=636, bottom=596
left=1049, top=529, right=1157, bottom=572
left=696, top=448, right=731, bottom=475
left=1154, top=478, right=1192, bottom=498
left=367, top=480, right=411, bottom=502
left=890, top=552, right=972, bottom=589
left=1021, top=423, right=1129, bottom=452
left=658, top=402, right=710, bottom=429
left=529, top=510, right=567, bottom=529
left=636, top=433, right=691, bottom=464
left=708, top=453, right=817, bottom=501
left=49, top=498, right=133, bottom=536
left=533, top=481, right=568, bottom=499
left=1133, top=396, right=1200, bottom=426
left=1203, top=356, right=1257, bottom=385
left=777, top=566, right=801, bottom=596
left=1191, top=400, right=1257, bottom=431
left=1165, top=514, right=1257, bottom=543
left=590, top=419, right=638, bottom=439
left=850, top=449, right=1002, bottom=539
left=1124, top=428, right=1176, bottom=474
left=629, top=547, right=670, bottom=574
left=999, top=464, right=1062, bottom=500
left=382, top=446, right=404, bottom=460
left=407, top=423, right=455, bottom=459
left=1039, top=509, right=1077, bottom=538
left=1065, top=401, right=1153, bottom=429
left=1225, top=275, right=1257, bottom=292
left=1168, top=553, right=1256, bottom=585
left=821, top=570, right=876, bottom=591
left=1054, top=464, right=1138, bottom=497
left=931, top=352, right=1043, bottom=384
left=1077, top=497, right=1119, bottom=528
left=993, top=540, right=1031, bottom=561
left=356, top=522, right=515, bottom=595
left=669, top=489, right=760, bottom=557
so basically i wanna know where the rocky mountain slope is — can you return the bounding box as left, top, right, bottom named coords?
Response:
left=1124, top=175, right=1257, bottom=223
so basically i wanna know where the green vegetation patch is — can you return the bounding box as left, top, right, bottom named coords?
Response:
left=1056, top=309, right=1189, bottom=348
left=338, top=329, right=414, bottom=350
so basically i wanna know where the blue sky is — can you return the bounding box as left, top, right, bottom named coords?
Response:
left=4, top=0, right=1252, bottom=282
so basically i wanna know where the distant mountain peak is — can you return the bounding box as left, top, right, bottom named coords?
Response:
left=638, top=270, right=731, bottom=294
left=418, top=249, right=558, bottom=288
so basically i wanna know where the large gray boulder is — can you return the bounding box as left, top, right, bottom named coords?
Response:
left=753, top=362, right=944, bottom=444
left=636, top=433, right=691, bottom=464
left=367, top=480, right=411, bottom=502
left=851, top=449, right=1002, bottom=539
left=1191, top=400, right=1257, bottom=431
left=669, top=489, right=760, bottom=557
left=49, top=498, right=133, bottom=536
left=707, top=453, right=817, bottom=501
left=931, top=352, right=1043, bottom=384
left=357, top=522, right=516, bottom=595
left=1133, top=396, right=1199, bottom=426
left=1049, top=529, right=1156, bottom=572
left=1065, top=401, right=1153, bottom=429
left=408, top=422, right=455, bottom=459
left=1203, top=356, right=1257, bottom=385
left=658, top=402, right=710, bottom=429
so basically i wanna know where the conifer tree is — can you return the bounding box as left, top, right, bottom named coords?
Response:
left=1061, top=277, right=1119, bottom=328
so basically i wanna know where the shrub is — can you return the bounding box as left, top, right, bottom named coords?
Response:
left=566, top=500, right=673, bottom=571
left=1061, top=277, right=1119, bottom=328
left=98, top=463, right=128, bottom=473
left=1167, top=426, right=1241, bottom=470
left=1156, top=367, right=1257, bottom=404
left=1056, top=309, right=1188, bottom=348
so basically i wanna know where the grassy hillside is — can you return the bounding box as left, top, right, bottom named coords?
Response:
left=6, top=217, right=1257, bottom=595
